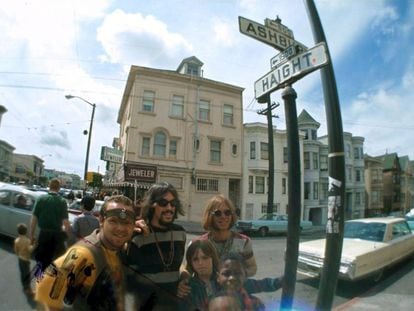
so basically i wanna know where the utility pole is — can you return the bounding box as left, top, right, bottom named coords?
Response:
left=257, top=94, right=280, bottom=219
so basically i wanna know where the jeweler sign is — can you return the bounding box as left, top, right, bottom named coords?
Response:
left=255, top=42, right=329, bottom=99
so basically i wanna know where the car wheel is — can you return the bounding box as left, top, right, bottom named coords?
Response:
left=372, top=269, right=384, bottom=283
left=259, top=227, right=268, bottom=237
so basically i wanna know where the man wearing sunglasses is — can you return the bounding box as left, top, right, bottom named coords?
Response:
left=122, top=182, right=186, bottom=310
left=196, top=194, right=257, bottom=277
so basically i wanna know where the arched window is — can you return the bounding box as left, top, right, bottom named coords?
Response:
left=154, top=131, right=166, bottom=157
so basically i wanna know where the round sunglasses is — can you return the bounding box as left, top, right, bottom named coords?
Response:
left=211, top=209, right=232, bottom=217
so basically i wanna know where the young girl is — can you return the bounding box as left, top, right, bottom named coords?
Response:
left=180, top=240, right=220, bottom=311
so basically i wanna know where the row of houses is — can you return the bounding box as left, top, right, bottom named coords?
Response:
left=104, top=56, right=413, bottom=225
left=1, top=56, right=411, bottom=224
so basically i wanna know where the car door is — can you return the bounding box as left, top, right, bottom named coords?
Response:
left=387, top=221, right=414, bottom=265
left=7, top=191, right=34, bottom=238
left=0, top=189, right=13, bottom=236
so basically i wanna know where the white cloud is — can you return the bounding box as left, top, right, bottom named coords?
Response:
left=213, top=18, right=237, bottom=47
left=96, top=9, right=193, bottom=67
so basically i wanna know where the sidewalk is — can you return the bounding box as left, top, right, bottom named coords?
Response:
left=176, top=219, right=325, bottom=236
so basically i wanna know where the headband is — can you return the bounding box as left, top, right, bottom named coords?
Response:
left=104, top=208, right=135, bottom=221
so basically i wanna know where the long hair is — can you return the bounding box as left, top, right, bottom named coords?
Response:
left=141, top=182, right=184, bottom=223
left=201, top=195, right=237, bottom=231
left=185, top=240, right=219, bottom=276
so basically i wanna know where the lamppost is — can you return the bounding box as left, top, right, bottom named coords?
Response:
left=0, top=105, right=7, bottom=127
left=65, top=94, right=96, bottom=192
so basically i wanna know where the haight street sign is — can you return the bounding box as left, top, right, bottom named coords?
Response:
left=239, top=16, right=307, bottom=52
left=255, top=42, right=329, bottom=99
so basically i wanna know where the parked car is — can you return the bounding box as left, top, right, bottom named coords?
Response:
left=405, top=216, right=414, bottom=231
left=236, top=214, right=313, bottom=237
left=0, top=183, right=76, bottom=239
left=297, top=217, right=414, bottom=282
left=68, top=198, right=104, bottom=217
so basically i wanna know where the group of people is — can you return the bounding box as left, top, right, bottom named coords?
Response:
left=14, top=179, right=283, bottom=310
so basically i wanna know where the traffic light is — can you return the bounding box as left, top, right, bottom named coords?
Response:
left=86, top=172, right=94, bottom=182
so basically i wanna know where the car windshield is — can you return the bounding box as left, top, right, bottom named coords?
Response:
left=344, top=222, right=386, bottom=242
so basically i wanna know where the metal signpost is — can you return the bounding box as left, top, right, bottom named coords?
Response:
left=239, top=15, right=331, bottom=310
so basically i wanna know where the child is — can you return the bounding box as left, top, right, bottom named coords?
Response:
left=178, top=241, right=283, bottom=311
left=216, top=252, right=282, bottom=311
left=14, top=223, right=35, bottom=296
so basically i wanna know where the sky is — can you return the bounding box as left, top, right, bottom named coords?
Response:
left=0, top=0, right=413, bottom=179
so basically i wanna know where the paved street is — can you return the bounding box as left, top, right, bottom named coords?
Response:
left=1, top=230, right=413, bottom=310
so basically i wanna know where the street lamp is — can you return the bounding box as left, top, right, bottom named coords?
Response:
left=0, top=105, right=7, bottom=127
left=65, top=94, right=96, bottom=191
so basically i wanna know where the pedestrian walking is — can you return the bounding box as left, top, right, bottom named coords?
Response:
left=14, top=223, right=35, bottom=297
left=35, top=195, right=136, bottom=310
left=30, top=178, right=71, bottom=273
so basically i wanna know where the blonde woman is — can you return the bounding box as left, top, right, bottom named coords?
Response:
left=194, top=195, right=257, bottom=277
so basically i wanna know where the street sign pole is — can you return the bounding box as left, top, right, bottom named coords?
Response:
left=280, top=86, right=301, bottom=310
left=239, top=15, right=330, bottom=310
left=304, top=1, right=346, bottom=310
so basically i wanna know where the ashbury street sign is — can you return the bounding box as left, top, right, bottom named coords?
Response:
left=255, top=42, right=329, bottom=99
left=238, top=16, right=307, bottom=52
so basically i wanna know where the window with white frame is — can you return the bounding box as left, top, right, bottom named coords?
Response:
left=320, top=154, right=328, bottom=170
left=304, top=152, right=310, bottom=169
left=141, top=137, right=150, bottom=156
left=321, top=182, right=328, bottom=199
left=260, top=142, right=269, bottom=160
left=169, top=139, right=177, bottom=156
left=301, top=129, right=308, bottom=140
left=282, top=178, right=286, bottom=194
left=283, top=147, right=288, bottom=163
left=313, top=182, right=319, bottom=199
left=231, top=143, right=238, bottom=156
left=346, top=144, right=351, bottom=158
left=355, top=169, right=361, bottom=182
left=248, top=176, right=253, bottom=193
left=355, top=192, right=361, bottom=205
left=354, top=147, right=360, bottom=159
left=313, top=152, right=319, bottom=169
left=304, top=182, right=310, bottom=199
left=311, top=129, right=317, bottom=140
left=198, top=100, right=210, bottom=121
left=255, top=176, right=265, bottom=194
left=372, top=190, right=380, bottom=203
left=154, top=131, right=166, bottom=157
left=223, top=104, right=234, bottom=125
left=196, top=178, right=219, bottom=192
left=187, top=64, right=199, bottom=76
left=171, top=95, right=184, bottom=118
left=250, top=142, right=256, bottom=159
left=210, top=140, right=221, bottom=163
left=142, top=90, right=155, bottom=112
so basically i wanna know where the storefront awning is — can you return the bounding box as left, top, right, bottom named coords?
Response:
left=103, top=181, right=153, bottom=189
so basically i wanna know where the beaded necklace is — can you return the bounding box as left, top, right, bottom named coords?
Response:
left=151, top=226, right=175, bottom=271
left=208, top=231, right=234, bottom=258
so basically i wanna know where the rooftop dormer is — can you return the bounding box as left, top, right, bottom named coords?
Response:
left=176, top=56, right=204, bottom=77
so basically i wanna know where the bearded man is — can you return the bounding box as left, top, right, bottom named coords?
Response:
left=122, top=182, right=186, bottom=310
